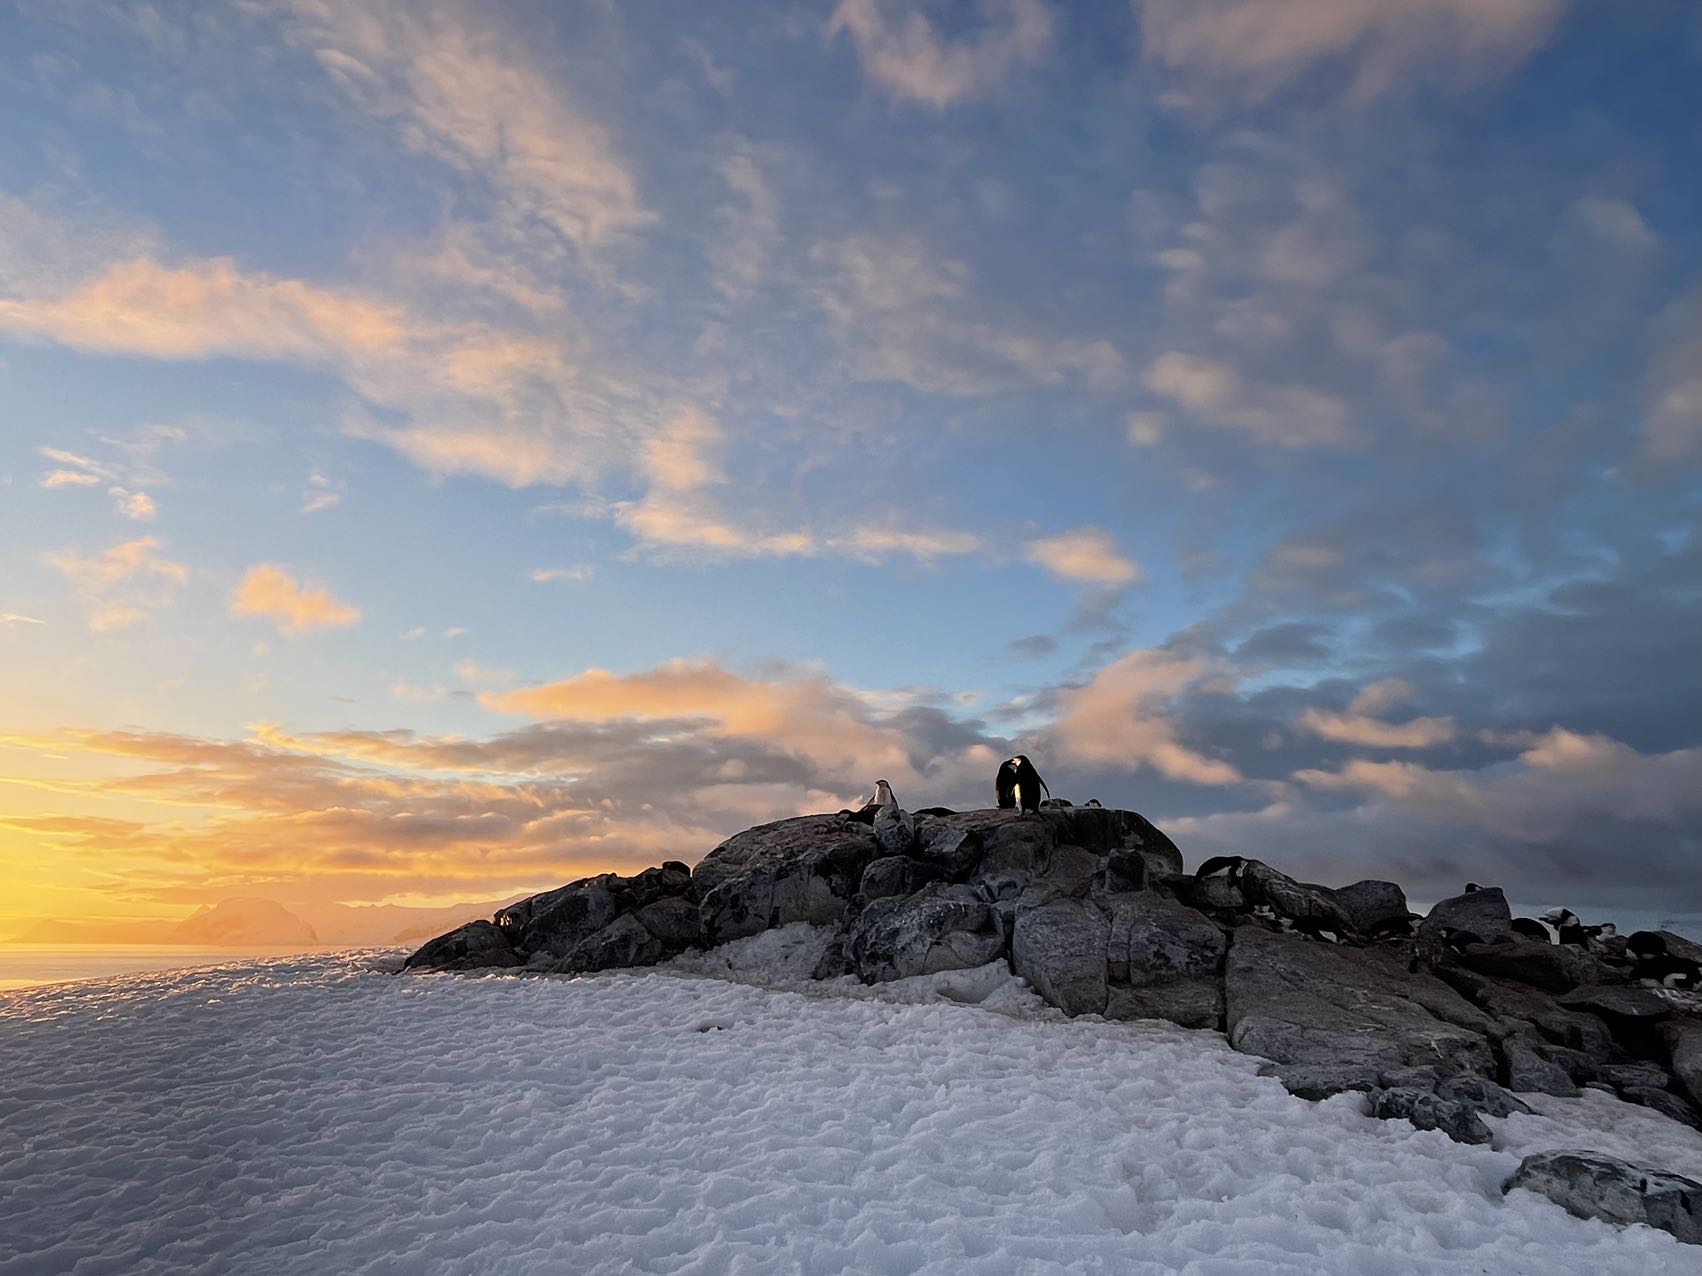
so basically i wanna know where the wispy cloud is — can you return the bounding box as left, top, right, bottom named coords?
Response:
left=1052, top=649, right=1243, bottom=785
left=829, top=0, right=1054, bottom=107
left=44, top=536, right=188, bottom=634
left=529, top=565, right=594, bottom=584
left=230, top=565, right=360, bottom=635
left=301, top=472, right=343, bottom=514
left=1025, top=527, right=1141, bottom=587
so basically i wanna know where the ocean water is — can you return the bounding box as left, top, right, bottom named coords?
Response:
left=0, top=943, right=337, bottom=991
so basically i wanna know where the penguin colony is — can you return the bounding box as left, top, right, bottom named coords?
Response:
left=839, top=762, right=1699, bottom=989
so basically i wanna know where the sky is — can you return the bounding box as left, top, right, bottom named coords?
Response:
left=1, top=0, right=1700, bottom=939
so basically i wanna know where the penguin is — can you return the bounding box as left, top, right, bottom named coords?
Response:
left=1085, top=799, right=1103, bottom=808
left=1366, top=913, right=1419, bottom=941
left=1509, top=917, right=1553, bottom=943
left=995, top=755, right=1050, bottom=813
left=1193, top=855, right=1248, bottom=884
left=1288, top=916, right=1344, bottom=944
left=1626, top=933, right=1702, bottom=991
left=1437, top=926, right=1486, bottom=954
left=1540, top=908, right=1611, bottom=949
left=846, top=780, right=897, bottom=824
left=1465, top=882, right=1486, bottom=893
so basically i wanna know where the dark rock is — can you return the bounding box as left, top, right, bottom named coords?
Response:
left=976, top=814, right=1057, bottom=877
left=1502, top=1036, right=1581, bottom=1097
left=848, top=883, right=1005, bottom=983
left=1225, top=926, right=1494, bottom=1101
left=1166, top=872, right=1246, bottom=913
left=1535, top=1042, right=1606, bottom=1084
left=915, top=826, right=983, bottom=880
left=1333, top=880, right=1410, bottom=935
left=1239, top=861, right=1354, bottom=933
left=1433, top=1073, right=1531, bottom=1118
left=560, top=913, right=663, bottom=973
left=1103, top=894, right=1226, bottom=1030
left=873, top=804, right=917, bottom=856
left=1504, top=1151, right=1702, bottom=1245
left=1420, top=887, right=1514, bottom=948
left=1436, top=966, right=1620, bottom=1059
left=693, top=815, right=879, bottom=944
left=403, top=919, right=521, bottom=972
left=1666, top=1021, right=1702, bottom=1109
left=1368, top=1087, right=1493, bottom=1144
left=634, top=896, right=702, bottom=952
left=1043, top=845, right=1104, bottom=898
left=1457, top=939, right=1597, bottom=993
left=1560, top=984, right=1676, bottom=1022
left=1011, top=897, right=1109, bottom=1016
left=1599, top=1062, right=1675, bottom=1092
left=858, top=855, right=941, bottom=903
left=509, top=881, right=621, bottom=958
left=627, top=861, right=694, bottom=908
left=1621, top=1087, right=1702, bottom=1129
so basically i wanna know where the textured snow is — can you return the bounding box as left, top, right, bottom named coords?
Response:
left=3, top=935, right=1701, bottom=1275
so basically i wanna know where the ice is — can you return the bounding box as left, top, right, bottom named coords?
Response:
left=2, top=947, right=1700, bottom=1274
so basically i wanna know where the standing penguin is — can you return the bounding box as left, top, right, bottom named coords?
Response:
left=995, top=755, right=1050, bottom=813
left=846, top=780, right=898, bottom=824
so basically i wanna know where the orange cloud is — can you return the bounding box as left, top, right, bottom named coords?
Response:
left=1053, top=649, right=1243, bottom=785
left=230, top=566, right=360, bottom=635
left=1024, top=527, right=1141, bottom=586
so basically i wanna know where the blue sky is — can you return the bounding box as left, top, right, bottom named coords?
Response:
left=1, top=0, right=1699, bottom=934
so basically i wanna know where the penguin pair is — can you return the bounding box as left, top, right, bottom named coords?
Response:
left=1540, top=907, right=1615, bottom=949
left=995, top=755, right=1049, bottom=813
left=1248, top=902, right=1342, bottom=944
left=1626, top=932, right=1701, bottom=991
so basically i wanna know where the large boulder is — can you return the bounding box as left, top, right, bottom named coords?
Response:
left=1103, top=894, right=1226, bottom=1030
left=1666, top=1020, right=1702, bottom=1110
left=500, top=879, right=622, bottom=957
left=1420, top=887, right=1514, bottom=947
left=1456, top=939, right=1599, bottom=993
left=634, top=896, right=702, bottom=952
left=1011, top=897, right=1109, bottom=1016
left=848, top=883, right=1005, bottom=983
left=873, top=804, right=917, bottom=856
left=858, top=855, right=941, bottom=903
left=693, top=815, right=880, bottom=944
left=1224, top=926, right=1495, bottom=1099
left=913, top=825, right=983, bottom=880
left=1332, top=880, right=1410, bottom=935
left=559, top=913, right=663, bottom=973
left=1504, top=1152, right=1702, bottom=1246
left=403, top=920, right=521, bottom=972
left=1367, top=1088, right=1492, bottom=1145
left=1239, top=861, right=1354, bottom=934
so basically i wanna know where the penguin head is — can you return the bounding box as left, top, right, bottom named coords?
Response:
left=1539, top=907, right=1578, bottom=928
left=874, top=780, right=894, bottom=800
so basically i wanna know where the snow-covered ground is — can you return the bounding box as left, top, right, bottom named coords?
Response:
left=2, top=927, right=1700, bottom=1275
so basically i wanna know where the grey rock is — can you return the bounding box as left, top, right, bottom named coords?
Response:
left=1621, top=1088, right=1702, bottom=1129
left=508, top=881, right=621, bottom=958
left=1666, top=1020, right=1702, bottom=1109
left=873, top=804, right=917, bottom=856
left=1420, top=887, right=1514, bottom=948
left=1103, top=894, right=1226, bottom=1030
left=1559, top=984, right=1676, bottom=1022
left=848, top=883, right=1005, bottom=983
left=1167, top=872, right=1246, bottom=913
left=1436, top=966, right=1623, bottom=1061
left=1504, top=1151, right=1702, bottom=1245
left=1457, top=940, right=1598, bottom=992
left=1011, top=897, right=1109, bottom=1017
left=560, top=913, right=663, bottom=973
left=1043, top=844, right=1104, bottom=898
left=1434, top=1073, right=1532, bottom=1118
left=1225, top=926, right=1494, bottom=1101
left=1599, top=1062, right=1675, bottom=1092
left=626, top=861, right=694, bottom=908
left=1368, top=1087, right=1493, bottom=1144
left=1275, top=1064, right=1381, bottom=1100
left=1239, top=861, right=1354, bottom=934
left=403, top=919, right=521, bottom=972
left=634, top=896, right=702, bottom=952
left=693, top=815, right=879, bottom=944
left=915, top=826, right=982, bottom=879
left=1333, top=880, right=1410, bottom=934
left=1503, top=1037, right=1581, bottom=1097
left=858, top=855, right=941, bottom=903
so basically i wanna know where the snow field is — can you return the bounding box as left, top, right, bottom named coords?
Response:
left=1, top=937, right=1699, bottom=1275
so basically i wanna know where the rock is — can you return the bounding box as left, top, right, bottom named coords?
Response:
left=977, top=814, right=1058, bottom=877
left=858, top=855, right=940, bottom=903
left=1504, top=1151, right=1702, bottom=1245
left=1436, top=966, right=1621, bottom=1060
left=915, top=826, right=982, bottom=879
left=1420, top=887, right=1513, bottom=947
left=1621, top=1087, right=1702, bottom=1129
left=1043, top=845, right=1103, bottom=898
left=1502, top=1036, right=1581, bottom=1097
left=1433, top=1072, right=1531, bottom=1118
left=506, top=880, right=621, bottom=958
left=1457, top=939, right=1597, bottom=992
left=1239, top=861, right=1354, bottom=933
left=848, top=884, right=1005, bottom=984
left=1011, top=897, right=1109, bottom=1017
left=1560, top=984, right=1676, bottom=1022
left=403, top=920, right=521, bottom=972
left=634, top=896, right=702, bottom=952
left=873, top=804, right=917, bottom=856
left=559, top=913, right=663, bottom=973
left=1368, top=1087, right=1493, bottom=1144
left=1333, top=880, right=1410, bottom=935
left=1166, top=872, right=1245, bottom=913
left=1225, top=926, right=1495, bottom=1101
left=1666, top=1021, right=1702, bottom=1109
left=627, top=861, right=694, bottom=908
left=693, top=815, right=879, bottom=944
left=1103, top=894, right=1226, bottom=1030
left=1598, top=1062, right=1675, bottom=1092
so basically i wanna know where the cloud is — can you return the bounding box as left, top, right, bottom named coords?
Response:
left=285, top=0, right=651, bottom=251
left=1052, top=649, right=1243, bottom=785
left=1144, top=351, right=1354, bottom=448
left=230, top=566, right=360, bottom=635
left=302, top=473, right=342, bottom=514
left=829, top=0, right=1054, bottom=107
left=40, top=469, right=101, bottom=488
left=1024, top=527, right=1141, bottom=586
left=1137, top=0, right=1569, bottom=105
left=109, top=488, right=157, bottom=521
left=1295, top=676, right=1457, bottom=749
left=1644, top=287, right=1702, bottom=460
left=529, top=565, right=594, bottom=584
left=0, top=613, right=46, bottom=628
left=44, top=537, right=188, bottom=633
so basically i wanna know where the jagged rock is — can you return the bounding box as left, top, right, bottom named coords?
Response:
left=1333, top=880, right=1410, bottom=934
left=1666, top=1021, right=1702, bottom=1109
left=858, top=855, right=940, bottom=903
left=848, top=883, right=1005, bottom=983
left=1599, top=1062, right=1675, bottom=1092
left=1166, top=872, right=1245, bottom=913
left=559, top=913, right=663, bottom=973
left=1420, top=887, right=1514, bottom=947
left=1457, top=939, right=1598, bottom=992
left=693, top=815, right=879, bottom=944
left=1103, top=894, right=1226, bottom=1030
left=873, top=804, right=917, bottom=856
left=914, top=825, right=982, bottom=879
left=1368, top=1087, right=1493, bottom=1144
left=1044, top=845, right=1103, bottom=898
left=1225, top=927, right=1495, bottom=1101
left=1239, top=861, right=1354, bottom=933
left=1621, top=1087, right=1702, bottom=1129
left=1504, top=1151, right=1702, bottom=1245
left=503, top=880, right=621, bottom=958
left=1011, top=897, right=1109, bottom=1017
left=627, top=861, right=694, bottom=907
left=1502, top=1036, right=1581, bottom=1096
left=1434, top=1072, right=1531, bottom=1118
left=1560, top=984, right=1675, bottom=1022
left=403, top=920, right=521, bottom=972
left=635, top=896, right=702, bottom=952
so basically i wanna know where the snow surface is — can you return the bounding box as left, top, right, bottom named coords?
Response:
left=2, top=927, right=1700, bottom=1275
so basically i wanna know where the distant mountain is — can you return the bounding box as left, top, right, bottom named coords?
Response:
left=165, top=898, right=319, bottom=946
left=303, top=897, right=525, bottom=946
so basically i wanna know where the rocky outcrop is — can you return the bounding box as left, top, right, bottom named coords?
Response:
left=1504, top=1152, right=1702, bottom=1245
left=403, top=800, right=1702, bottom=1163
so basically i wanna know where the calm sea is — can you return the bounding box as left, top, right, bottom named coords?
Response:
left=0, top=944, right=338, bottom=992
